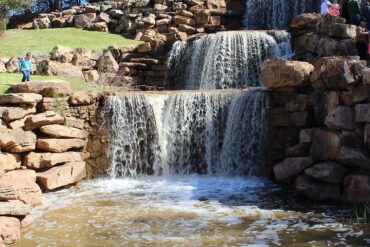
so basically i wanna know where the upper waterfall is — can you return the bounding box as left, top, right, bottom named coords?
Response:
left=167, top=31, right=292, bottom=90
left=102, top=90, right=269, bottom=178
left=242, top=0, right=319, bottom=29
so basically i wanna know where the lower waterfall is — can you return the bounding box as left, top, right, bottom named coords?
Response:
left=242, top=0, right=319, bottom=30
left=167, top=31, right=292, bottom=90
left=102, top=90, right=269, bottom=178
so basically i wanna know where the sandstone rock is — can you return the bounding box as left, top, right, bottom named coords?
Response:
left=8, top=116, right=27, bottom=130
left=0, top=203, right=32, bottom=216
left=137, top=42, right=152, bottom=53
left=74, top=14, right=91, bottom=28
left=37, top=60, right=84, bottom=80
left=82, top=70, right=100, bottom=82
left=363, top=68, right=370, bottom=85
left=0, top=170, right=42, bottom=205
left=0, top=93, right=42, bottom=105
left=299, top=129, right=314, bottom=143
left=96, top=51, right=119, bottom=73
left=295, top=174, right=341, bottom=201
left=262, top=58, right=314, bottom=89
left=178, top=24, right=196, bottom=35
left=310, top=128, right=341, bottom=161
left=108, top=9, right=124, bottom=19
left=11, top=80, right=72, bottom=97
left=206, top=0, right=226, bottom=11
left=337, top=147, right=370, bottom=170
left=355, top=104, right=370, bottom=123
left=24, top=111, right=64, bottom=131
left=286, top=94, right=310, bottom=112
left=142, top=29, right=167, bottom=50
left=0, top=153, right=21, bottom=172
left=324, top=106, right=355, bottom=130
left=97, top=12, right=111, bottom=23
left=0, top=60, right=6, bottom=73
left=40, top=124, right=86, bottom=139
left=274, top=157, right=313, bottom=182
left=69, top=92, right=96, bottom=106
left=0, top=217, right=21, bottom=245
left=305, top=162, right=347, bottom=184
left=343, top=175, right=370, bottom=203
left=50, top=45, right=74, bottom=62
left=286, top=143, right=311, bottom=157
left=37, top=162, right=86, bottom=190
left=0, top=129, right=36, bottom=153
left=5, top=57, right=19, bottom=73
left=316, top=14, right=355, bottom=39
left=33, top=17, right=51, bottom=29
left=24, top=152, right=84, bottom=169
left=84, top=22, right=108, bottom=32
left=64, top=117, right=84, bottom=129
left=37, top=138, right=86, bottom=153
left=290, top=13, right=319, bottom=30
left=0, top=105, right=36, bottom=122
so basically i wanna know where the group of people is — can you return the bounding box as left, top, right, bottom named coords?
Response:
left=321, top=0, right=370, bottom=60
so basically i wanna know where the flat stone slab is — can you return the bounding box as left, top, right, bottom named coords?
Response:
left=0, top=129, right=36, bottom=153
left=37, top=138, right=86, bottom=153
left=0, top=202, right=32, bottom=216
left=11, top=80, right=72, bottom=97
left=0, top=93, right=42, bottom=105
left=40, top=124, right=86, bottom=139
left=24, top=152, right=84, bottom=169
left=0, top=105, right=36, bottom=122
left=24, top=111, right=64, bottom=131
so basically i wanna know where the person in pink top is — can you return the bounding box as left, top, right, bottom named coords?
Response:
left=328, top=0, right=341, bottom=15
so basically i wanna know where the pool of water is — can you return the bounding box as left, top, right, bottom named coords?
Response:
left=15, top=176, right=370, bottom=246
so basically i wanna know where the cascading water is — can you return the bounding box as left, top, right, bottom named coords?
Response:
left=102, top=90, right=269, bottom=178
left=167, top=31, right=292, bottom=89
left=242, top=0, right=319, bottom=30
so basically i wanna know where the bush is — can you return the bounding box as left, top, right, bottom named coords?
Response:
left=0, top=17, right=7, bottom=35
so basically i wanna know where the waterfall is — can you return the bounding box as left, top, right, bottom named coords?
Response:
left=167, top=31, right=292, bottom=90
left=102, top=90, right=269, bottom=178
left=242, top=0, right=319, bottom=30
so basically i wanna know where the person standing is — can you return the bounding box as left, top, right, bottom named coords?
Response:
left=347, top=0, right=361, bottom=26
left=321, top=0, right=333, bottom=14
left=356, top=18, right=369, bottom=60
left=19, top=52, right=33, bottom=82
left=364, top=1, right=370, bottom=30
left=329, top=0, right=341, bottom=15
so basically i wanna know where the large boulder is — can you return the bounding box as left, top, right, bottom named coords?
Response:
left=74, top=14, right=91, bottom=28
left=0, top=105, right=36, bottom=122
left=355, top=103, right=370, bottom=123
left=36, top=138, right=86, bottom=153
left=290, top=13, right=320, bottom=31
left=206, top=0, right=226, bottom=11
left=295, top=174, right=341, bottom=201
left=33, top=17, right=51, bottom=29
left=343, top=175, right=370, bottom=203
left=273, top=157, right=313, bottom=182
left=0, top=202, right=32, bottom=216
left=0, top=93, right=42, bottom=105
left=304, top=162, right=347, bottom=184
left=0, top=217, right=21, bottom=245
left=83, top=22, right=108, bottom=32
left=0, top=170, right=42, bottom=205
left=0, top=153, right=21, bottom=172
left=37, top=162, right=86, bottom=190
left=69, top=92, right=96, bottom=106
left=96, top=51, right=119, bottom=73
left=50, top=45, right=75, bottom=63
left=11, top=80, right=72, bottom=97
left=262, top=58, right=314, bottom=89
left=336, top=147, right=370, bottom=170
left=0, top=129, right=36, bottom=153
left=37, top=60, right=84, bottom=80
left=316, top=14, right=355, bottom=39
left=324, top=106, right=355, bottom=130
left=23, top=152, right=84, bottom=169
left=40, top=124, right=86, bottom=139
left=310, top=128, right=341, bottom=161
left=24, top=111, right=64, bottom=131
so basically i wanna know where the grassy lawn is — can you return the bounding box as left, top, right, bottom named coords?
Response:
left=0, top=28, right=141, bottom=57
left=0, top=73, right=90, bottom=94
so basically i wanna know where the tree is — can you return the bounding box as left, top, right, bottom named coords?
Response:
left=0, top=0, right=35, bottom=16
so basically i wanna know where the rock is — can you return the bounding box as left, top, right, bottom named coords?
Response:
left=363, top=68, right=370, bottom=85
left=305, top=162, right=347, bottom=184
left=299, top=129, right=314, bottom=143
left=295, top=174, right=341, bottom=201
left=206, top=0, right=226, bottom=11
left=69, top=92, right=96, bottom=106
left=24, top=111, right=64, bottom=131
left=97, top=12, right=111, bottom=23
left=178, top=24, right=196, bottom=35
left=40, top=124, right=86, bottom=139
left=108, top=9, right=124, bottom=19
left=310, top=128, right=341, bottom=161
left=37, top=162, right=86, bottom=190
left=36, top=60, right=84, bottom=80
left=286, top=143, right=311, bottom=157
left=36, top=138, right=86, bottom=153
left=274, top=157, right=313, bottom=182
left=23, top=152, right=84, bottom=169
left=85, top=4, right=98, bottom=13
left=137, top=42, right=151, bottom=53
left=33, top=17, right=51, bottom=29
left=324, top=106, right=355, bottom=130
left=50, top=45, right=74, bottom=62
left=0, top=129, right=36, bottom=153
left=142, top=29, right=167, bottom=50
left=96, top=51, right=119, bottom=73
left=64, top=117, right=84, bottom=129
left=0, top=203, right=32, bottom=216
left=0, top=93, right=42, bottom=105
left=0, top=217, right=21, bottom=245
left=290, top=13, right=319, bottom=30
left=336, top=147, right=370, bottom=170
left=0, top=105, right=36, bottom=122
left=0, top=60, right=6, bottom=73
left=5, top=57, right=19, bottom=73
left=74, top=14, right=91, bottom=28
left=0, top=153, right=21, bottom=172
left=154, top=4, right=168, bottom=11
left=82, top=70, right=100, bottom=82
left=286, top=94, right=310, bottom=112
left=11, top=80, right=72, bottom=97
left=84, top=22, right=108, bottom=32
left=343, top=175, right=370, bottom=203
left=355, top=104, right=370, bottom=123
left=262, top=58, right=314, bottom=89
left=0, top=170, right=42, bottom=205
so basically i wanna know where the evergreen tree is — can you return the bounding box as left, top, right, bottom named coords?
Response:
left=0, top=0, right=35, bottom=16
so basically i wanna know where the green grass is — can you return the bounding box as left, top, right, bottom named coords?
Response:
left=0, top=28, right=141, bottom=57
left=0, top=73, right=90, bottom=94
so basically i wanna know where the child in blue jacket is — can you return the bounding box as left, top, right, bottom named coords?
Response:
left=19, top=53, right=33, bottom=82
